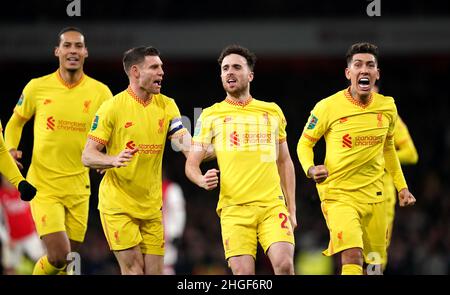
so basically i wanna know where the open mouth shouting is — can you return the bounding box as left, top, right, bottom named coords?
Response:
left=358, top=77, right=371, bottom=92
left=153, top=79, right=162, bottom=88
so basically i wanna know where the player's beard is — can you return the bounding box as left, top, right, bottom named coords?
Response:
left=66, top=67, right=79, bottom=74
left=64, top=61, right=83, bottom=73
left=225, top=83, right=248, bottom=99
left=352, top=82, right=372, bottom=100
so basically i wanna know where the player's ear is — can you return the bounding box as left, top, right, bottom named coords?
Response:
left=248, top=71, right=254, bottom=82
left=345, top=67, right=351, bottom=80
left=130, top=65, right=139, bottom=78
left=376, top=68, right=380, bottom=80
left=84, top=47, right=89, bottom=58
left=54, top=46, right=60, bottom=57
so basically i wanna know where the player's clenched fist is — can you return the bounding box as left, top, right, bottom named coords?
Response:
left=398, top=188, right=416, bottom=207
left=199, top=169, right=220, bottom=191
left=307, top=165, right=329, bottom=183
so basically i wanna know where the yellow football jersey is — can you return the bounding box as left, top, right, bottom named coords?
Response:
left=297, top=88, right=407, bottom=204
left=193, top=97, right=287, bottom=214
left=88, top=87, right=187, bottom=219
left=384, top=116, right=418, bottom=214
left=10, top=71, right=112, bottom=195
left=0, top=121, right=25, bottom=187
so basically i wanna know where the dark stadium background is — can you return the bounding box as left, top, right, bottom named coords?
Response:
left=0, top=0, right=448, bottom=275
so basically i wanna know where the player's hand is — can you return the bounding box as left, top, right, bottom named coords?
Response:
left=398, top=188, right=416, bottom=207
left=112, top=148, right=139, bottom=168
left=9, top=148, right=23, bottom=170
left=18, top=180, right=37, bottom=201
left=199, top=169, right=219, bottom=190
left=96, top=168, right=108, bottom=174
left=307, top=165, right=328, bottom=183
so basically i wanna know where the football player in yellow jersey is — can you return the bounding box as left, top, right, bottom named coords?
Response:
left=0, top=121, right=36, bottom=201
left=297, top=43, right=416, bottom=275
left=373, top=86, right=419, bottom=269
left=186, top=45, right=297, bottom=275
left=4, top=27, right=113, bottom=275
left=82, top=46, right=197, bottom=275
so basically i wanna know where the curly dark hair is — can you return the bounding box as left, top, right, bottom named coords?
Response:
left=218, top=45, right=257, bottom=71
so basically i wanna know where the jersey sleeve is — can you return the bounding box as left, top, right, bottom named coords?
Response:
left=297, top=99, right=329, bottom=176
left=14, top=80, right=37, bottom=120
left=0, top=121, right=25, bottom=188
left=192, top=109, right=214, bottom=147
left=166, top=99, right=187, bottom=139
left=99, top=84, right=113, bottom=103
left=272, top=103, right=287, bottom=143
left=87, top=100, right=114, bottom=145
left=386, top=97, right=398, bottom=139
left=300, top=100, right=329, bottom=146
left=384, top=101, right=408, bottom=191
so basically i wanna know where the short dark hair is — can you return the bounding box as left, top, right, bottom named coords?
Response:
left=57, top=27, right=85, bottom=45
left=218, top=45, right=257, bottom=71
left=122, top=46, right=160, bottom=74
left=346, top=42, right=379, bottom=65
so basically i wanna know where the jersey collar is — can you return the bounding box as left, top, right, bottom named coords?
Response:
left=344, top=87, right=373, bottom=109
left=224, top=96, right=253, bottom=107
left=55, top=69, right=85, bottom=89
left=127, top=86, right=152, bottom=107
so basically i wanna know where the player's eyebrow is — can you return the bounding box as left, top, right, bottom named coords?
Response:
left=224, top=63, right=242, bottom=68
left=149, top=62, right=163, bottom=68
left=353, top=59, right=375, bottom=64
left=63, top=41, right=84, bottom=45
